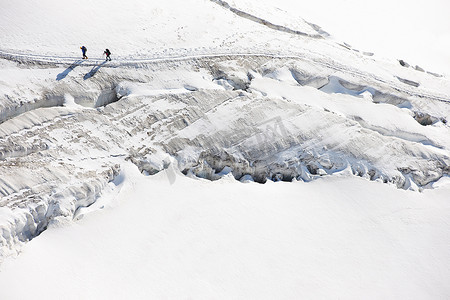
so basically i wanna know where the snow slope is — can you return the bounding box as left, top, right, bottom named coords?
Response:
left=0, top=0, right=325, bottom=59
left=267, top=0, right=450, bottom=75
left=0, top=164, right=449, bottom=299
left=0, top=0, right=450, bottom=298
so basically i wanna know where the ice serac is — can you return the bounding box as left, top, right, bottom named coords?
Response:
left=0, top=0, right=449, bottom=265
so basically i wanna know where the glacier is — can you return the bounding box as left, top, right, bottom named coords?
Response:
left=0, top=0, right=449, bottom=299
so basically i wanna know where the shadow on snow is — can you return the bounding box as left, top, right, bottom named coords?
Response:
left=84, top=61, right=108, bottom=80
left=56, top=59, right=84, bottom=81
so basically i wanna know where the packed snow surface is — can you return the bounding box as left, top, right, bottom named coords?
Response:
left=0, top=0, right=450, bottom=299
left=0, top=164, right=449, bottom=299
left=268, top=0, right=450, bottom=75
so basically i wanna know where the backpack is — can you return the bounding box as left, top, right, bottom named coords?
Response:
left=105, top=49, right=111, bottom=55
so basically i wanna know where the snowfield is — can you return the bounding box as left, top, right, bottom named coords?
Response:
left=0, top=164, right=450, bottom=299
left=0, top=0, right=449, bottom=299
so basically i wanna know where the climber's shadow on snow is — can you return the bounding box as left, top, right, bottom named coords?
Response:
left=56, top=60, right=84, bottom=81
left=84, top=61, right=107, bottom=80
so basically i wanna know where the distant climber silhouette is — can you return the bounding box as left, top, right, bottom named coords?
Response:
left=80, top=46, right=88, bottom=59
left=104, top=49, right=111, bottom=61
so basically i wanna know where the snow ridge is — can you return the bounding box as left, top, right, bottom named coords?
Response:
left=210, top=0, right=325, bottom=38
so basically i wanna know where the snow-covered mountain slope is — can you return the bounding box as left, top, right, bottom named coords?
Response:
left=0, top=164, right=449, bottom=300
left=268, top=0, right=450, bottom=75
left=0, top=0, right=449, bottom=298
left=0, top=0, right=327, bottom=58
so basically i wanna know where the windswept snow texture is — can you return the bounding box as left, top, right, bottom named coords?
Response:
left=0, top=165, right=450, bottom=299
left=0, top=0, right=450, bottom=298
left=265, top=0, right=450, bottom=75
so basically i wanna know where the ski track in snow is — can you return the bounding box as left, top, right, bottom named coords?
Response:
left=1, top=48, right=449, bottom=109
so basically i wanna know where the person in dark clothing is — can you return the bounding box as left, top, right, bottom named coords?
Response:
left=80, top=46, right=88, bottom=59
left=104, top=48, right=111, bottom=61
